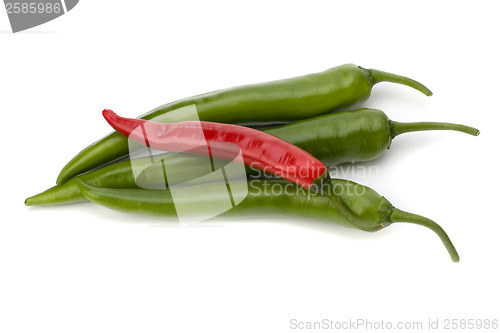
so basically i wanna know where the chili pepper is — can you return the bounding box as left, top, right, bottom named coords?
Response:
left=25, top=108, right=479, bottom=206
left=56, top=64, right=432, bottom=184
left=260, top=108, right=479, bottom=166
left=103, top=109, right=329, bottom=188
left=102, top=109, right=365, bottom=225
left=76, top=178, right=460, bottom=262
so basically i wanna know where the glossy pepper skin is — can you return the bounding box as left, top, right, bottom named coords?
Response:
left=76, top=178, right=460, bottom=262
left=56, top=64, right=432, bottom=184
left=25, top=108, right=479, bottom=206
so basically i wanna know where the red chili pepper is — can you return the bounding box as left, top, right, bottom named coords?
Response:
left=102, top=109, right=328, bottom=189
left=102, top=109, right=358, bottom=226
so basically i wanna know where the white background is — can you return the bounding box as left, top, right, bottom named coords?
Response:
left=1, top=1, right=499, bottom=332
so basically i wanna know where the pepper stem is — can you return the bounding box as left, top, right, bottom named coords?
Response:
left=390, top=208, right=460, bottom=262
left=390, top=120, right=480, bottom=139
left=362, top=67, right=433, bottom=96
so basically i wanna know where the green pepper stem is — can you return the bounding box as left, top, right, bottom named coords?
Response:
left=390, top=208, right=459, bottom=262
left=363, top=67, right=433, bottom=96
left=390, top=120, right=480, bottom=139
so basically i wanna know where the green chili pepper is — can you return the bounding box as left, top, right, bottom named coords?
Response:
left=262, top=108, right=479, bottom=166
left=76, top=178, right=460, bottom=262
left=25, top=108, right=479, bottom=206
left=56, top=64, right=432, bottom=184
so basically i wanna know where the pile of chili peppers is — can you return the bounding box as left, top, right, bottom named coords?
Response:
left=26, top=64, right=480, bottom=262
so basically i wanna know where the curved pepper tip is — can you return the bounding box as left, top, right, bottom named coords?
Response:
left=102, top=108, right=116, bottom=120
